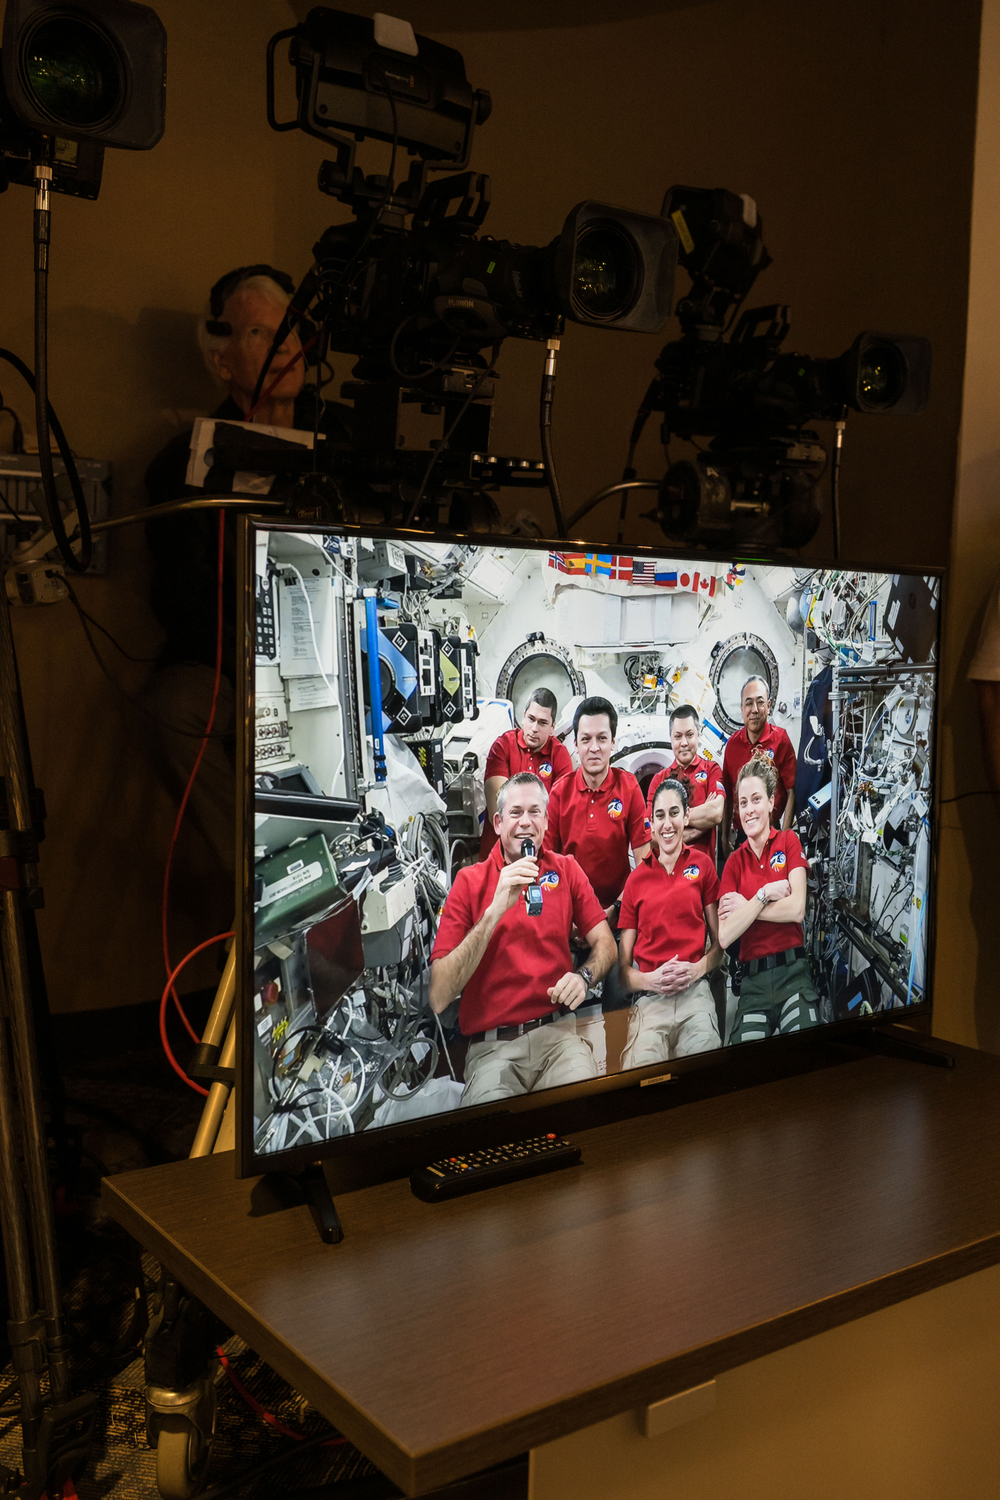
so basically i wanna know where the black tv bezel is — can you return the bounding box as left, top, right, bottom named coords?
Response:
left=234, top=517, right=944, bottom=1183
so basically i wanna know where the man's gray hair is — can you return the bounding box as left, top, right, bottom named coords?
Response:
left=197, top=274, right=292, bottom=384
left=740, top=674, right=770, bottom=702
left=496, top=771, right=549, bottom=816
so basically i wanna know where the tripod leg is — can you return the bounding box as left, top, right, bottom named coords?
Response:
left=0, top=961, right=46, bottom=1466
left=0, top=582, right=96, bottom=1497
left=190, top=1017, right=235, bottom=1159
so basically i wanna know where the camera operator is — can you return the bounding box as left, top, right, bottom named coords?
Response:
left=140, top=265, right=351, bottom=877
left=720, top=676, right=797, bottom=858
left=479, top=689, right=573, bottom=859
left=645, top=704, right=726, bottom=862
left=430, top=772, right=615, bottom=1105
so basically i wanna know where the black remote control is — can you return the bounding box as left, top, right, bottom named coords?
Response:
left=410, top=1134, right=582, bottom=1202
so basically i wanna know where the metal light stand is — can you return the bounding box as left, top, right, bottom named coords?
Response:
left=0, top=580, right=97, bottom=1498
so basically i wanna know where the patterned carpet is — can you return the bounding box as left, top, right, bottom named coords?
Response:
left=0, top=999, right=386, bottom=1500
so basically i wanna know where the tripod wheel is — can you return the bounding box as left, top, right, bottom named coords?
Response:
left=155, top=1403, right=215, bottom=1499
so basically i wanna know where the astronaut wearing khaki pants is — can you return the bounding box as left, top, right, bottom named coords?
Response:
left=430, top=772, right=617, bottom=1105
left=618, top=777, right=724, bottom=1068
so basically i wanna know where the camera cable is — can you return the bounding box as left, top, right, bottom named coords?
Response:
left=539, top=337, right=567, bottom=537
left=402, top=342, right=502, bottom=526
left=30, top=162, right=93, bottom=571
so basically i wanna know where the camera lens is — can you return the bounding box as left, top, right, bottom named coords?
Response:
left=572, top=223, right=641, bottom=321
left=858, top=341, right=906, bottom=410
left=21, top=16, right=125, bottom=129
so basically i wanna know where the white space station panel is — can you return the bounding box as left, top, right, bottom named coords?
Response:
left=554, top=585, right=699, bottom=649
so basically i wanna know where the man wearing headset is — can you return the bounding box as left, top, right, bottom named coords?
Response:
left=141, top=265, right=351, bottom=877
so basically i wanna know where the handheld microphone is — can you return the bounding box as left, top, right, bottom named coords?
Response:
left=521, top=838, right=543, bottom=917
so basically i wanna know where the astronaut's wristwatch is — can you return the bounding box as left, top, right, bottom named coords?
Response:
left=756, top=887, right=770, bottom=905
left=579, top=965, right=595, bottom=992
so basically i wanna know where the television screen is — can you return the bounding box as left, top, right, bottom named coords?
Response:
left=239, top=522, right=940, bottom=1173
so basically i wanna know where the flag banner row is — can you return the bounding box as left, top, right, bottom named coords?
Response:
left=548, top=552, right=720, bottom=597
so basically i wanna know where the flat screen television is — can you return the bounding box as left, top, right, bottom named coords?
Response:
left=236, top=519, right=941, bottom=1185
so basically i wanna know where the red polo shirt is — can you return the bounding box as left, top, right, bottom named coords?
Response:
left=480, top=728, right=574, bottom=857
left=718, top=827, right=808, bottom=961
left=431, top=841, right=605, bottom=1035
left=619, top=845, right=720, bottom=969
left=546, top=765, right=648, bottom=909
left=646, top=754, right=726, bottom=859
left=722, top=722, right=797, bottom=832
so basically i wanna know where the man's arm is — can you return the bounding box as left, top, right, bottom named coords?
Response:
left=483, top=776, right=504, bottom=835
left=685, top=792, right=725, bottom=831
left=429, top=855, right=538, bottom=1013
left=547, top=919, right=616, bottom=1011
left=781, top=789, right=796, bottom=830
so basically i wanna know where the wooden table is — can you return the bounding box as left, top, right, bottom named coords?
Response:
left=102, top=1036, right=1000, bottom=1496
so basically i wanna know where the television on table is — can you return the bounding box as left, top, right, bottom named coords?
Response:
left=236, top=519, right=940, bottom=1183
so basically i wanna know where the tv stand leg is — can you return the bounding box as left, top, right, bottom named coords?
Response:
left=854, top=1027, right=954, bottom=1070
left=296, top=1164, right=344, bottom=1244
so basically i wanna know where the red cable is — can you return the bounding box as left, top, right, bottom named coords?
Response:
left=161, top=509, right=226, bottom=1049
left=159, top=932, right=234, bottom=1097
left=244, top=345, right=308, bottom=424
left=216, top=1347, right=348, bottom=1446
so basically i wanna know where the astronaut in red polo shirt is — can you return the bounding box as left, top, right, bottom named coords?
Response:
left=546, top=696, right=651, bottom=1068
left=430, top=772, right=615, bottom=1105
left=480, top=689, right=574, bottom=859
left=546, top=697, right=650, bottom=918
left=718, top=754, right=819, bottom=1044
left=721, top=676, right=797, bottom=856
left=645, top=704, right=726, bottom=862
left=618, top=777, right=724, bottom=1066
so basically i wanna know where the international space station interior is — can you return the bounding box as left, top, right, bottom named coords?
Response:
left=248, top=523, right=940, bottom=1163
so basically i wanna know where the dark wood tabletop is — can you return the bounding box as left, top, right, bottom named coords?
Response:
left=102, top=1038, right=1000, bottom=1495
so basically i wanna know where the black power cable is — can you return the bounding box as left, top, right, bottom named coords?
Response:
left=0, top=347, right=91, bottom=570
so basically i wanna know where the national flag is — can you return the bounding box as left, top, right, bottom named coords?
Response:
left=631, top=559, right=656, bottom=583
left=548, top=552, right=586, bottom=572
left=611, top=555, right=633, bottom=579
left=585, top=553, right=613, bottom=576
left=697, top=573, right=717, bottom=598
left=655, top=566, right=678, bottom=588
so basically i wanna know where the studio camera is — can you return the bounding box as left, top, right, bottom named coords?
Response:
left=247, top=7, right=677, bottom=534
left=0, top=0, right=166, bottom=196
left=627, top=186, right=931, bottom=548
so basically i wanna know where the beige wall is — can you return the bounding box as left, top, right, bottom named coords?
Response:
left=931, top=0, right=1000, bottom=1052
left=0, top=0, right=980, bottom=1010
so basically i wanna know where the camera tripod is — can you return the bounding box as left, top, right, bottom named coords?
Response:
left=0, top=580, right=98, bottom=1499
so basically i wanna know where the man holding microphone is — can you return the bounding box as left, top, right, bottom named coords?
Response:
left=431, top=772, right=615, bottom=1105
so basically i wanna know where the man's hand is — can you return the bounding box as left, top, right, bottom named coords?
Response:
left=547, top=970, right=588, bottom=1011
left=718, top=890, right=748, bottom=918
left=489, top=855, right=539, bottom=918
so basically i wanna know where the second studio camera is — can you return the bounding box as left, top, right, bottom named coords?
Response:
left=635, top=187, right=931, bottom=548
